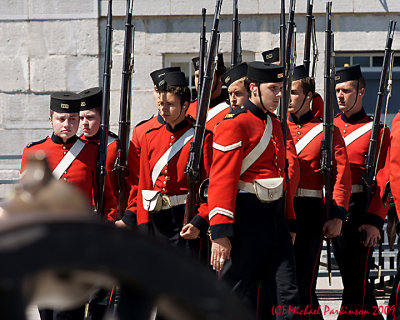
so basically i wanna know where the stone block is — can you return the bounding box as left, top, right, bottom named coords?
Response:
left=66, top=56, right=99, bottom=92
left=0, top=22, right=30, bottom=56
left=29, top=0, right=98, bottom=19
left=0, top=93, right=50, bottom=129
left=131, top=54, right=163, bottom=90
left=0, top=129, right=52, bottom=156
left=0, top=57, right=29, bottom=92
left=170, top=0, right=215, bottom=16
left=133, top=0, right=171, bottom=16
left=100, top=0, right=130, bottom=17
left=30, top=56, right=67, bottom=92
left=130, top=90, right=157, bottom=126
left=354, top=0, right=400, bottom=13
left=0, top=0, right=28, bottom=20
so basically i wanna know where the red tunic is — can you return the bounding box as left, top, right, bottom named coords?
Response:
left=390, top=112, right=400, bottom=220
left=207, top=100, right=295, bottom=239
left=288, top=111, right=351, bottom=216
left=123, top=115, right=163, bottom=224
left=334, top=108, right=390, bottom=227
left=187, top=95, right=230, bottom=132
left=79, top=133, right=119, bottom=222
left=137, top=116, right=213, bottom=232
left=21, top=134, right=98, bottom=210
left=311, top=93, right=324, bottom=119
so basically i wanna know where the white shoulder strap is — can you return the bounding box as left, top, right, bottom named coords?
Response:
left=151, top=128, right=194, bottom=187
left=295, top=123, right=324, bottom=155
left=207, top=102, right=230, bottom=122
left=240, top=115, right=273, bottom=175
left=52, top=139, right=86, bottom=180
left=344, top=122, right=373, bottom=146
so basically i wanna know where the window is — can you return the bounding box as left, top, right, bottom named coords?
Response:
left=164, top=52, right=256, bottom=100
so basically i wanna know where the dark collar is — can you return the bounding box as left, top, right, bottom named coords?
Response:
left=210, top=94, right=226, bottom=109
left=341, top=107, right=367, bottom=123
left=289, top=110, right=315, bottom=124
left=51, top=133, right=78, bottom=145
left=165, top=118, right=190, bottom=133
left=157, top=113, right=164, bottom=124
left=244, top=99, right=270, bottom=121
left=84, top=131, right=100, bottom=141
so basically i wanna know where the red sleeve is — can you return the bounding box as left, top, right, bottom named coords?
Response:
left=102, top=141, right=118, bottom=222
left=285, top=131, right=299, bottom=222
left=332, top=126, right=352, bottom=211
left=137, top=135, right=152, bottom=228
left=390, top=113, right=400, bottom=220
left=311, top=94, right=324, bottom=119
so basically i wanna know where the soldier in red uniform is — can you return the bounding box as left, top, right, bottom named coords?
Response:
left=288, top=65, right=351, bottom=318
left=117, top=67, right=180, bottom=229
left=21, top=92, right=98, bottom=320
left=221, top=62, right=249, bottom=110
left=137, top=71, right=212, bottom=255
left=187, top=54, right=230, bottom=131
left=208, top=62, right=300, bottom=319
left=79, top=87, right=118, bottom=223
left=333, top=64, right=390, bottom=319
left=388, top=112, right=400, bottom=320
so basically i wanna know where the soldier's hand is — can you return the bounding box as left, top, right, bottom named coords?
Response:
left=180, top=223, right=200, bottom=239
left=386, top=213, right=397, bottom=250
left=115, top=220, right=129, bottom=229
left=323, top=218, right=343, bottom=238
left=358, top=224, right=381, bottom=247
left=290, top=232, right=296, bottom=244
left=211, top=237, right=231, bottom=272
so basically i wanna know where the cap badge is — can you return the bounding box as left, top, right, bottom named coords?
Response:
left=335, top=75, right=340, bottom=81
left=277, top=73, right=283, bottom=79
left=265, top=53, right=273, bottom=59
left=61, top=103, right=70, bottom=109
left=225, top=76, right=231, bottom=83
left=81, top=101, right=86, bottom=107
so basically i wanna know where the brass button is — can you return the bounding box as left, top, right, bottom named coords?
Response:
left=297, top=131, right=301, bottom=135
left=164, top=169, right=168, bottom=173
left=63, top=152, right=67, bottom=155
left=274, top=162, right=278, bottom=166
left=63, top=177, right=67, bottom=181
left=64, top=171, right=67, bottom=174
left=162, top=188, right=166, bottom=191
left=345, top=124, right=348, bottom=127
left=273, top=141, right=277, bottom=145
left=297, top=138, right=300, bottom=141
left=343, top=130, right=347, bottom=134
left=163, top=181, right=166, bottom=185
left=171, top=136, right=174, bottom=139
left=298, top=125, right=302, bottom=129
left=62, top=146, right=67, bottom=150
left=169, top=142, right=173, bottom=146
left=277, top=147, right=280, bottom=152
left=279, top=168, right=282, bottom=171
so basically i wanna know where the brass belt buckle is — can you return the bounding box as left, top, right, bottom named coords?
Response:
left=162, top=195, right=171, bottom=208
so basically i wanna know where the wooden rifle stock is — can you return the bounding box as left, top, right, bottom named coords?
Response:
left=321, top=1, right=334, bottom=285
left=184, top=0, right=223, bottom=225
left=115, top=0, right=135, bottom=218
left=97, top=0, right=113, bottom=215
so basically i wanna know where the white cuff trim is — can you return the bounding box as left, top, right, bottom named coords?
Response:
left=209, top=207, right=234, bottom=220
left=213, top=141, right=242, bottom=152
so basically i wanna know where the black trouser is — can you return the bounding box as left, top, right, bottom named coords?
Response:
left=387, top=224, right=400, bottom=320
left=221, top=193, right=300, bottom=320
left=39, top=307, right=85, bottom=320
left=293, top=197, right=324, bottom=320
left=332, top=193, right=383, bottom=320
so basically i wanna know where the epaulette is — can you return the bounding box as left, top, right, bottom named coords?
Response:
left=146, top=125, right=163, bottom=134
left=334, top=113, right=341, bottom=118
left=108, top=131, right=118, bottom=139
left=319, top=117, right=323, bottom=122
left=26, top=137, right=47, bottom=148
left=187, top=114, right=196, bottom=123
left=369, top=115, right=374, bottom=121
left=190, top=98, right=198, bottom=104
left=223, top=106, right=246, bottom=120
left=135, top=115, right=155, bottom=128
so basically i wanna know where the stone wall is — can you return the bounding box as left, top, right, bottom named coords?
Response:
left=0, top=0, right=399, bottom=157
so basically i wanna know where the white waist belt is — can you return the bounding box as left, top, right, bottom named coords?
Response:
left=295, top=188, right=323, bottom=198
left=161, top=194, right=187, bottom=210
left=351, top=184, right=364, bottom=194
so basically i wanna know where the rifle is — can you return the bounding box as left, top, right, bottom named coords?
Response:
left=115, top=0, right=135, bottom=218
left=97, top=0, right=113, bottom=215
left=303, top=0, right=313, bottom=76
left=280, top=0, right=296, bottom=156
left=184, top=0, right=223, bottom=226
left=363, top=20, right=396, bottom=278
left=198, top=8, right=207, bottom=104
left=231, top=0, right=242, bottom=67
left=320, top=1, right=334, bottom=286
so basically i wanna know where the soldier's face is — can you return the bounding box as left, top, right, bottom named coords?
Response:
left=153, top=86, right=161, bottom=104
left=335, top=81, right=359, bottom=112
left=79, top=109, right=101, bottom=137
left=228, top=79, right=248, bottom=110
left=157, top=92, right=188, bottom=128
left=258, top=82, right=283, bottom=112
left=49, top=112, right=80, bottom=141
left=288, top=80, right=310, bottom=114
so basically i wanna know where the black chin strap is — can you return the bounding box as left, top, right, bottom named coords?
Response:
left=346, top=80, right=360, bottom=114
left=257, top=83, right=267, bottom=112
left=294, top=91, right=311, bottom=116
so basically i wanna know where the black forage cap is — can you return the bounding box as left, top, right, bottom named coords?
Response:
left=262, top=47, right=280, bottom=64
left=247, top=61, right=284, bottom=83
left=292, top=65, right=309, bottom=81
left=150, top=67, right=181, bottom=87
left=79, top=87, right=102, bottom=111
left=50, top=92, right=81, bottom=113
left=221, top=62, right=248, bottom=88
left=158, top=71, right=187, bottom=91
left=192, top=53, right=225, bottom=71
left=335, top=64, right=363, bottom=84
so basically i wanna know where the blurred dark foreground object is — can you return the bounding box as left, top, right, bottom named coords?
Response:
left=0, top=152, right=252, bottom=320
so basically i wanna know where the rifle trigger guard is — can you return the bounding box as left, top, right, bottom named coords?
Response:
left=199, top=178, right=209, bottom=203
